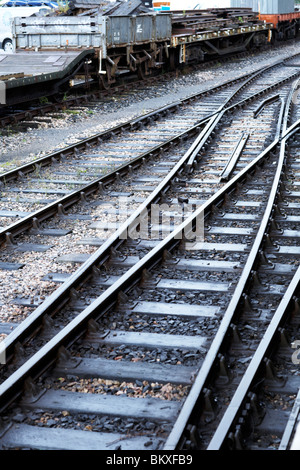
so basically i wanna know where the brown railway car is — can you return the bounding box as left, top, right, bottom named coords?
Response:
left=259, top=11, right=300, bottom=40
left=231, top=0, right=300, bottom=40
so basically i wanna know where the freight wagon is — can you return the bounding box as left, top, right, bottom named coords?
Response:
left=231, top=0, right=300, bottom=39
left=9, top=8, right=272, bottom=91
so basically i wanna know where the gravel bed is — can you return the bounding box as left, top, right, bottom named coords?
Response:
left=98, top=305, right=220, bottom=334
left=17, top=408, right=170, bottom=446
left=72, top=341, right=204, bottom=367
left=49, top=376, right=189, bottom=401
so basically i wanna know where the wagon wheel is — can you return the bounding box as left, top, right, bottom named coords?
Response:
left=169, top=49, right=177, bottom=72
left=53, top=93, right=65, bottom=103
left=99, top=74, right=111, bottom=90
left=137, top=63, right=146, bottom=80
left=99, top=64, right=113, bottom=90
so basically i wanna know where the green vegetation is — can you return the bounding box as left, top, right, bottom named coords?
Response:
left=57, top=0, right=69, bottom=13
left=64, top=109, right=80, bottom=115
left=39, top=96, right=49, bottom=105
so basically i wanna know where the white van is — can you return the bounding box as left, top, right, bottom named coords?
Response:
left=0, top=0, right=56, bottom=52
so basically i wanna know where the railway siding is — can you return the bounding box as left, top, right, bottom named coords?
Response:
left=0, top=56, right=300, bottom=449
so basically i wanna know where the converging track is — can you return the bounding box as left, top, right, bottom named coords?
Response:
left=0, top=56, right=300, bottom=450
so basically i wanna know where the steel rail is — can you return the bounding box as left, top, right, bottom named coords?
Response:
left=0, top=111, right=288, bottom=416
left=164, top=89, right=300, bottom=450
left=0, top=50, right=299, bottom=445
left=0, top=61, right=296, bottom=248
left=0, top=65, right=289, bottom=366
left=282, top=119, right=300, bottom=140
left=219, top=132, right=249, bottom=181
left=0, top=50, right=299, bottom=132
left=280, top=386, right=300, bottom=450
left=0, top=48, right=251, bottom=125
left=205, top=80, right=300, bottom=450
left=207, top=265, right=300, bottom=450
left=0, top=100, right=183, bottom=185
left=0, top=64, right=298, bottom=420
left=180, top=66, right=300, bottom=170
left=209, top=75, right=300, bottom=450
left=0, top=115, right=209, bottom=245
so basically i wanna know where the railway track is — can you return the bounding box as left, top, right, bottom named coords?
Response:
left=0, top=58, right=299, bottom=450
left=0, top=42, right=297, bottom=130
left=0, top=59, right=296, bottom=329
left=0, top=58, right=298, bottom=231
left=204, top=81, right=300, bottom=451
